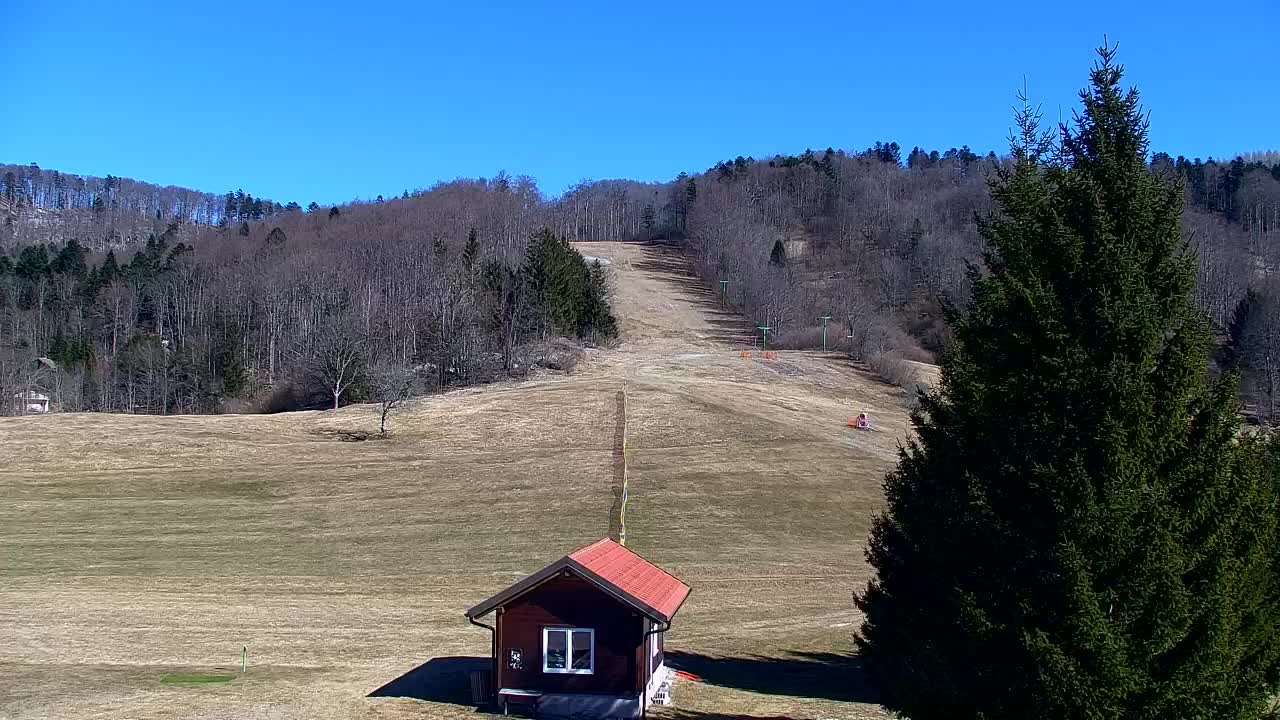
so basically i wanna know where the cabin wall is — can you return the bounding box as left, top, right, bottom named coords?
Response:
left=654, top=627, right=664, bottom=674
left=496, top=572, right=643, bottom=695
left=637, top=619, right=665, bottom=691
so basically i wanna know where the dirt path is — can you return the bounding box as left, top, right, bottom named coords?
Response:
left=0, top=241, right=914, bottom=720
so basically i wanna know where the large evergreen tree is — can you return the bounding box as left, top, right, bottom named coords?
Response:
left=855, top=45, right=1280, bottom=720
left=522, top=228, right=618, bottom=341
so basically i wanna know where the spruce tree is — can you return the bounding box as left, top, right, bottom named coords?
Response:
left=769, top=239, right=787, bottom=267
left=584, top=260, right=617, bottom=339
left=1219, top=288, right=1260, bottom=372
left=462, top=228, right=480, bottom=274
left=855, top=45, right=1280, bottom=720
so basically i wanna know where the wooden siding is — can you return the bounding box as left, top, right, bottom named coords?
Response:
left=638, top=619, right=665, bottom=692
left=496, top=572, right=644, bottom=695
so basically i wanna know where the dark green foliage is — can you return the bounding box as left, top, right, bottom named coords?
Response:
left=48, top=334, right=92, bottom=366
left=867, top=141, right=902, bottom=165
left=219, top=188, right=277, bottom=223
left=462, top=228, right=479, bottom=273
left=769, top=239, right=787, bottom=267
left=712, top=156, right=754, bottom=180
left=51, top=239, right=87, bottom=277
left=221, top=320, right=247, bottom=396
left=328, top=206, right=340, bottom=220
left=265, top=226, right=287, bottom=248
left=15, top=244, right=49, bottom=279
left=585, top=261, right=617, bottom=338
left=855, top=46, right=1280, bottom=720
left=1220, top=289, right=1261, bottom=371
left=522, top=228, right=617, bottom=340
left=99, top=250, right=120, bottom=285
left=817, top=148, right=837, bottom=179
left=238, top=222, right=251, bottom=236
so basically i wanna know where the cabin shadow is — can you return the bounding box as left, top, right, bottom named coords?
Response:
left=656, top=713, right=816, bottom=720
left=630, top=241, right=756, bottom=347
left=368, top=656, right=489, bottom=706
left=664, top=650, right=878, bottom=705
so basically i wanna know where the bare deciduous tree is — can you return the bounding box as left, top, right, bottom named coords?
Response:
left=308, top=328, right=366, bottom=411
left=369, top=363, right=415, bottom=435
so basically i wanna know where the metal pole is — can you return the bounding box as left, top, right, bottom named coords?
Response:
left=757, top=325, right=771, bottom=350
left=819, top=315, right=832, bottom=352
left=242, top=646, right=247, bottom=673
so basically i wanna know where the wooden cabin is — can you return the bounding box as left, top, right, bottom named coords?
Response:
left=465, top=538, right=691, bottom=719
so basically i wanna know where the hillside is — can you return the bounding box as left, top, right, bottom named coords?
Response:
left=0, top=241, right=939, bottom=719
left=4, top=148, right=1278, bottom=420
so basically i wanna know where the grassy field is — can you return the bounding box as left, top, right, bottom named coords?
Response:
left=0, top=242, right=931, bottom=719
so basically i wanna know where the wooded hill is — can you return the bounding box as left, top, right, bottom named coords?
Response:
left=2, top=148, right=1278, bottom=416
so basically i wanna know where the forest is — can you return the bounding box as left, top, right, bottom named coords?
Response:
left=2, top=148, right=1279, bottom=417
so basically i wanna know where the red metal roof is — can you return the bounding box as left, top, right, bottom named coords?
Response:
left=465, top=538, right=692, bottom=622
left=569, top=539, right=690, bottom=622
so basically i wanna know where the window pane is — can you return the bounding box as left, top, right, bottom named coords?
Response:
left=571, top=630, right=592, bottom=670
left=545, top=630, right=567, bottom=670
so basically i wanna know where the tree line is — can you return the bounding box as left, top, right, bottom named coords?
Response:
left=0, top=180, right=615, bottom=415
left=4, top=124, right=1278, bottom=418
left=660, top=138, right=1280, bottom=420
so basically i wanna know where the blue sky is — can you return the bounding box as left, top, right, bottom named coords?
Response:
left=2, top=0, right=1276, bottom=205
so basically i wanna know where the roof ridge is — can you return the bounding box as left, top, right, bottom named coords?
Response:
left=467, top=538, right=690, bottom=622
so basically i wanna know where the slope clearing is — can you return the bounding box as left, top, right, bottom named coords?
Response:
left=0, top=241, right=931, bottom=719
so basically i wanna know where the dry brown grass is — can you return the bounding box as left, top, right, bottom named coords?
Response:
left=0, top=242, right=927, bottom=719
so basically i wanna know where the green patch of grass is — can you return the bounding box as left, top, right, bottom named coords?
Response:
left=160, top=673, right=235, bottom=685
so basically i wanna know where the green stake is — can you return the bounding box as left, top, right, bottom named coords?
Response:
left=242, top=646, right=247, bottom=673
left=819, top=315, right=832, bottom=352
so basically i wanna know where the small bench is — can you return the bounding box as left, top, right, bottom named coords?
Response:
left=498, top=688, right=543, bottom=716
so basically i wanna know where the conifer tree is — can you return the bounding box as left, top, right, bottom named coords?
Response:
left=855, top=45, right=1280, bottom=720
left=522, top=228, right=617, bottom=341
left=769, top=239, right=787, bottom=267
left=1220, top=288, right=1260, bottom=371
left=462, top=228, right=480, bottom=274
left=583, top=260, right=617, bottom=339
left=221, top=320, right=247, bottom=396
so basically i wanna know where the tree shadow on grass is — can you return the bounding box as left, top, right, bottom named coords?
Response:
left=629, top=242, right=757, bottom=347
left=368, top=656, right=489, bottom=705
left=665, top=650, right=878, bottom=705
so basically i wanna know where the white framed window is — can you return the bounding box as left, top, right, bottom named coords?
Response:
left=543, top=627, right=594, bottom=674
